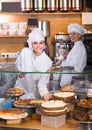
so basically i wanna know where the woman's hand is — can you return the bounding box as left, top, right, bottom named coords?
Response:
left=43, top=93, right=52, bottom=101
left=18, top=73, right=25, bottom=78
left=62, top=51, right=69, bottom=59
left=52, top=60, right=62, bottom=67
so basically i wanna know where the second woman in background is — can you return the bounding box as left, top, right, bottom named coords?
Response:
left=53, top=23, right=87, bottom=86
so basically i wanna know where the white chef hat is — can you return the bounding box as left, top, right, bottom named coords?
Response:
left=68, top=23, right=85, bottom=35
left=27, top=28, right=45, bottom=48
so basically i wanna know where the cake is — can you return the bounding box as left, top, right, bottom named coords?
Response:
left=73, top=109, right=88, bottom=121
left=0, top=108, right=28, bottom=120
left=14, top=99, right=45, bottom=106
left=79, top=99, right=88, bottom=106
left=53, top=92, right=75, bottom=103
left=79, top=99, right=92, bottom=107
left=14, top=99, right=32, bottom=106
left=30, top=99, right=45, bottom=105
left=60, top=84, right=75, bottom=92
left=7, top=87, right=24, bottom=96
left=87, top=89, right=92, bottom=98
left=87, top=99, right=92, bottom=107
left=88, top=110, right=92, bottom=120
left=41, top=100, right=67, bottom=116
left=0, top=108, right=25, bottom=116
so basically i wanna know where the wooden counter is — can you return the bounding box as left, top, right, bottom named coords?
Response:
left=0, top=115, right=83, bottom=130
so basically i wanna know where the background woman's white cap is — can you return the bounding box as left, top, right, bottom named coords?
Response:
left=27, top=28, right=45, bottom=48
left=68, top=23, right=85, bottom=35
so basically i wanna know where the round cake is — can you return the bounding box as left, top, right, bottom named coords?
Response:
left=0, top=108, right=28, bottom=120
left=88, top=110, right=92, bottom=120
left=79, top=99, right=88, bottom=106
left=41, top=100, right=67, bottom=116
left=60, top=84, right=75, bottom=92
left=7, top=87, right=24, bottom=96
left=73, top=109, right=88, bottom=121
left=53, top=92, right=75, bottom=103
left=78, top=99, right=92, bottom=108
left=87, top=99, right=92, bottom=107
left=87, top=89, right=92, bottom=98
left=0, top=108, right=25, bottom=116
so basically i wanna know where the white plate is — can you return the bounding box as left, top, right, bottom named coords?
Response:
left=13, top=103, right=35, bottom=108
left=0, top=112, right=28, bottom=120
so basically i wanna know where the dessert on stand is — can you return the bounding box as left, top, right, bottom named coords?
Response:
left=0, top=64, right=92, bottom=129
left=40, top=99, right=67, bottom=128
left=0, top=108, right=28, bottom=124
left=68, top=89, right=92, bottom=130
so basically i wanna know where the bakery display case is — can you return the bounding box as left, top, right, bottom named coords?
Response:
left=0, top=1, right=91, bottom=129
left=0, top=63, right=91, bottom=130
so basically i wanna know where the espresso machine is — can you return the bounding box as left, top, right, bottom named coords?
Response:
left=53, top=33, right=74, bottom=60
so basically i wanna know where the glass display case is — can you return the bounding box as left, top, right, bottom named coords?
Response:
left=0, top=63, right=92, bottom=130
left=0, top=63, right=92, bottom=96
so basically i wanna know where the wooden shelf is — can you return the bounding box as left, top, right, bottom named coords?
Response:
left=0, top=35, right=27, bottom=38
left=0, top=11, right=82, bottom=16
left=0, top=12, right=82, bottom=19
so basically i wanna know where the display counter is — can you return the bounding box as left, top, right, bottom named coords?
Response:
left=0, top=63, right=91, bottom=130
left=0, top=115, right=84, bottom=130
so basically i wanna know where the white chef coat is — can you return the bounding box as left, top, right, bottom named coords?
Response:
left=15, top=47, right=52, bottom=99
left=60, top=40, right=87, bottom=86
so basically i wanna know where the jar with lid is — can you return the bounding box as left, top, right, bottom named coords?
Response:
left=47, top=0, right=58, bottom=12
left=72, top=0, right=83, bottom=11
left=58, top=0, right=71, bottom=12
left=34, top=0, right=46, bottom=12
left=21, top=0, right=33, bottom=12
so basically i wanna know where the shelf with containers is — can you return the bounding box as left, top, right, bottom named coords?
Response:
left=0, top=0, right=86, bottom=16
left=0, top=10, right=83, bottom=61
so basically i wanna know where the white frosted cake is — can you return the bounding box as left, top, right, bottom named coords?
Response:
left=41, top=100, right=67, bottom=116
left=87, top=89, right=92, bottom=98
left=53, top=92, right=75, bottom=103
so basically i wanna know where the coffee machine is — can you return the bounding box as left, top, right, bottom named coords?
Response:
left=53, top=33, right=74, bottom=59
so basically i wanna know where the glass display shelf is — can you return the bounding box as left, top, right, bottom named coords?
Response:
left=0, top=63, right=92, bottom=75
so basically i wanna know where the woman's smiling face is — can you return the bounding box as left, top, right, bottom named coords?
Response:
left=32, top=40, right=45, bottom=55
left=69, top=32, right=81, bottom=43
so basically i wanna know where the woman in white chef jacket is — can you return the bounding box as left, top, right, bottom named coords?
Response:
left=15, top=28, right=52, bottom=100
left=53, top=23, right=87, bottom=86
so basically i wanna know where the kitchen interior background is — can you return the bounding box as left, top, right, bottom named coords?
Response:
left=0, top=0, right=92, bottom=62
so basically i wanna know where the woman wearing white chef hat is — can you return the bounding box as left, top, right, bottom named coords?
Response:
left=53, top=23, right=87, bottom=86
left=15, top=28, right=52, bottom=100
